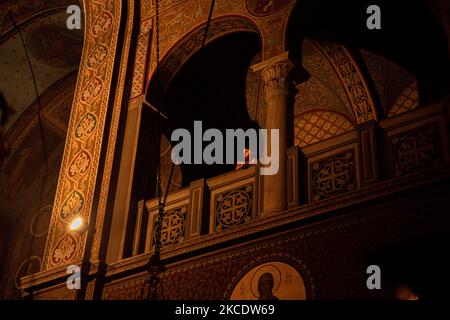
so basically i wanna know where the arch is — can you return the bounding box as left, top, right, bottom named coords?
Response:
left=146, top=14, right=262, bottom=100
left=41, top=0, right=124, bottom=270
left=294, top=38, right=378, bottom=125
left=154, top=30, right=262, bottom=184
left=284, top=0, right=449, bottom=111
left=310, top=41, right=378, bottom=124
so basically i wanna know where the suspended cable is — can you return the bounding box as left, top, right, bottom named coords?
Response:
left=143, top=100, right=168, bottom=119
left=202, top=0, right=216, bottom=48
left=144, top=0, right=170, bottom=301
left=143, top=0, right=216, bottom=301
left=153, top=0, right=164, bottom=263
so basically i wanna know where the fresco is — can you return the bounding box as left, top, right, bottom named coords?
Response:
left=230, top=261, right=306, bottom=300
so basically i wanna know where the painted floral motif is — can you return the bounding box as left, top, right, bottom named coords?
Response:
left=75, top=113, right=97, bottom=141
left=81, top=77, right=103, bottom=104
left=60, top=190, right=84, bottom=222
left=52, top=234, right=76, bottom=265
left=68, top=150, right=91, bottom=180
left=87, top=44, right=109, bottom=69
left=321, top=43, right=376, bottom=123
left=92, top=11, right=113, bottom=36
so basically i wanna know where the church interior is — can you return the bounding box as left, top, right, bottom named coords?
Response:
left=0, top=0, right=449, bottom=300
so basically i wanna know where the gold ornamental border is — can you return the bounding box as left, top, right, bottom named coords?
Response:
left=42, top=0, right=122, bottom=270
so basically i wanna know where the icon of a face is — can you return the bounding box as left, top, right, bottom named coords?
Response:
left=258, top=272, right=278, bottom=300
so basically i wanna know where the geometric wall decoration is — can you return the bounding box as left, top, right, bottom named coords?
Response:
left=318, top=42, right=377, bottom=123
left=387, top=80, right=420, bottom=117
left=298, top=40, right=354, bottom=120
left=310, top=151, right=356, bottom=202
left=156, top=16, right=260, bottom=94
left=294, top=110, right=354, bottom=147
left=151, top=206, right=187, bottom=248
left=214, top=184, right=253, bottom=232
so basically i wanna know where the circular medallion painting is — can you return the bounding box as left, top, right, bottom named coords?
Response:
left=230, top=261, right=306, bottom=300
left=246, top=0, right=291, bottom=16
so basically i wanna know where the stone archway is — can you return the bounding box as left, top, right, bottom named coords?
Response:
left=283, top=1, right=378, bottom=125
left=146, top=14, right=262, bottom=98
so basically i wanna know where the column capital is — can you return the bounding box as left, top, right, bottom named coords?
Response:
left=251, top=52, right=295, bottom=94
left=250, top=51, right=294, bottom=72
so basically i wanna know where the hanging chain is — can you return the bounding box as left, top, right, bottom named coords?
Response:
left=154, top=0, right=164, bottom=264
left=145, top=0, right=216, bottom=300
left=145, top=0, right=165, bottom=300
left=202, top=0, right=216, bottom=48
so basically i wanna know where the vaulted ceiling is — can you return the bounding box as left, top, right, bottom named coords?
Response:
left=0, top=0, right=82, bottom=135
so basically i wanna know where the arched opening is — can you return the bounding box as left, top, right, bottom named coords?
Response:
left=286, top=0, right=449, bottom=104
left=164, top=32, right=261, bottom=185
left=147, top=30, right=262, bottom=187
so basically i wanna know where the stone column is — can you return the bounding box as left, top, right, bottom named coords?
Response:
left=252, top=52, right=294, bottom=215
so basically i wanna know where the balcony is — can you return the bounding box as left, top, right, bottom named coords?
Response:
left=119, top=101, right=450, bottom=263
left=132, top=166, right=258, bottom=256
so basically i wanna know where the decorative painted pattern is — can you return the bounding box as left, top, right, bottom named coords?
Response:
left=246, top=0, right=291, bottom=16
left=43, top=0, right=122, bottom=269
left=131, top=30, right=151, bottom=98
left=157, top=207, right=187, bottom=246
left=317, top=41, right=377, bottom=124
left=215, top=185, right=253, bottom=231
left=294, top=111, right=354, bottom=147
left=155, top=16, right=260, bottom=93
left=387, top=80, right=420, bottom=117
left=311, top=151, right=356, bottom=202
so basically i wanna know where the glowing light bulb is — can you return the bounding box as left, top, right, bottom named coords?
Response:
left=68, top=217, right=87, bottom=234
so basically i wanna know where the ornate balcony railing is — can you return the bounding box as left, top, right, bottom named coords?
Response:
left=207, top=166, right=258, bottom=233
left=132, top=179, right=205, bottom=255
left=133, top=166, right=258, bottom=254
